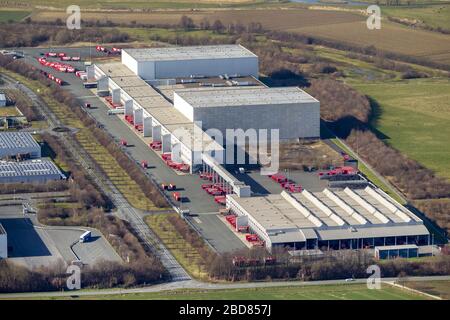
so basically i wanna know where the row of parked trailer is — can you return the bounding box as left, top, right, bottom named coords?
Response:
left=224, top=214, right=264, bottom=247
left=95, top=46, right=121, bottom=55
left=268, top=173, right=303, bottom=193
left=318, top=166, right=358, bottom=180
left=232, top=256, right=276, bottom=267
left=37, top=57, right=76, bottom=73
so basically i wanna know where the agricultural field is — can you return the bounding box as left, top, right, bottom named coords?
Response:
left=0, top=10, right=31, bottom=23
left=14, top=0, right=267, bottom=10
left=32, top=283, right=428, bottom=300
left=350, top=78, right=450, bottom=181
left=145, top=213, right=210, bottom=280
left=30, top=7, right=450, bottom=66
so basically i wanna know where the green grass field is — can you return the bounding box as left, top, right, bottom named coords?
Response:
left=0, top=10, right=31, bottom=23
left=349, top=78, right=450, bottom=181
left=382, top=4, right=450, bottom=30
left=35, top=283, right=427, bottom=300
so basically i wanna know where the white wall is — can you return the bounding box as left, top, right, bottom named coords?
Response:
left=173, top=93, right=194, bottom=121
left=174, top=99, right=320, bottom=140
left=0, top=232, right=6, bottom=259
left=153, top=57, right=258, bottom=80
left=121, top=50, right=139, bottom=76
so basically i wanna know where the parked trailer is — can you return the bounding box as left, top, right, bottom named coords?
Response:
left=107, top=108, right=125, bottom=115
left=79, top=231, right=91, bottom=243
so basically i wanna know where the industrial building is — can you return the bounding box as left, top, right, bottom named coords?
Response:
left=0, top=159, right=65, bottom=183
left=91, top=44, right=322, bottom=199
left=0, top=93, right=6, bottom=107
left=174, top=87, right=320, bottom=139
left=0, top=223, right=6, bottom=259
left=0, top=132, right=41, bottom=159
left=121, top=45, right=259, bottom=80
left=226, top=186, right=430, bottom=251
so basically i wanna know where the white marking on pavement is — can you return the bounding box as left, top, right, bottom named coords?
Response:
left=193, top=217, right=202, bottom=224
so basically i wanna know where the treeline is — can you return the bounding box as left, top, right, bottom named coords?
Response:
left=0, top=23, right=130, bottom=47
left=0, top=180, right=68, bottom=195
left=207, top=247, right=450, bottom=281
left=1, top=255, right=167, bottom=293
left=5, top=89, right=43, bottom=121
left=307, top=78, right=371, bottom=123
left=42, top=133, right=110, bottom=209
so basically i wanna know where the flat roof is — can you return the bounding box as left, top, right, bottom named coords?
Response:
left=375, top=244, right=419, bottom=251
left=0, top=93, right=6, bottom=101
left=0, top=159, right=63, bottom=178
left=228, top=186, right=427, bottom=241
left=123, top=44, right=257, bottom=62
left=0, top=132, right=40, bottom=150
left=94, top=62, right=223, bottom=153
left=95, top=62, right=135, bottom=78
left=157, top=76, right=264, bottom=102
left=175, top=87, right=319, bottom=108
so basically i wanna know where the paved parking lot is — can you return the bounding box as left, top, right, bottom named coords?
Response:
left=0, top=203, right=121, bottom=267
left=46, top=228, right=122, bottom=265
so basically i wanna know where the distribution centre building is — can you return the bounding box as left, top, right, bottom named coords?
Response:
left=174, top=87, right=320, bottom=139
left=0, top=132, right=41, bottom=159
left=0, top=223, right=7, bottom=259
left=121, top=45, right=259, bottom=80
left=226, top=186, right=430, bottom=251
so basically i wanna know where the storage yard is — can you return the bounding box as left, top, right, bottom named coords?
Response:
left=10, top=43, right=435, bottom=258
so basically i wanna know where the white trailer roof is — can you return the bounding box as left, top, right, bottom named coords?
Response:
left=175, top=87, right=319, bottom=108
left=123, top=44, right=257, bottom=62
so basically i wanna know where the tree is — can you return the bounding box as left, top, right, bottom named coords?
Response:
left=212, top=20, right=225, bottom=34
left=179, top=15, right=195, bottom=31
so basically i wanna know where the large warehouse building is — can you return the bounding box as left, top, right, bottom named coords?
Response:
left=121, top=45, right=259, bottom=80
left=174, top=87, right=320, bottom=139
left=0, top=132, right=41, bottom=159
left=0, top=223, right=6, bottom=259
left=226, top=186, right=430, bottom=251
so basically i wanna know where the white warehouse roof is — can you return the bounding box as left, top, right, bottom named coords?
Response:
left=0, top=132, right=40, bottom=151
left=227, top=186, right=428, bottom=244
left=123, top=44, right=257, bottom=61
left=0, top=159, right=64, bottom=179
left=175, top=87, right=319, bottom=108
